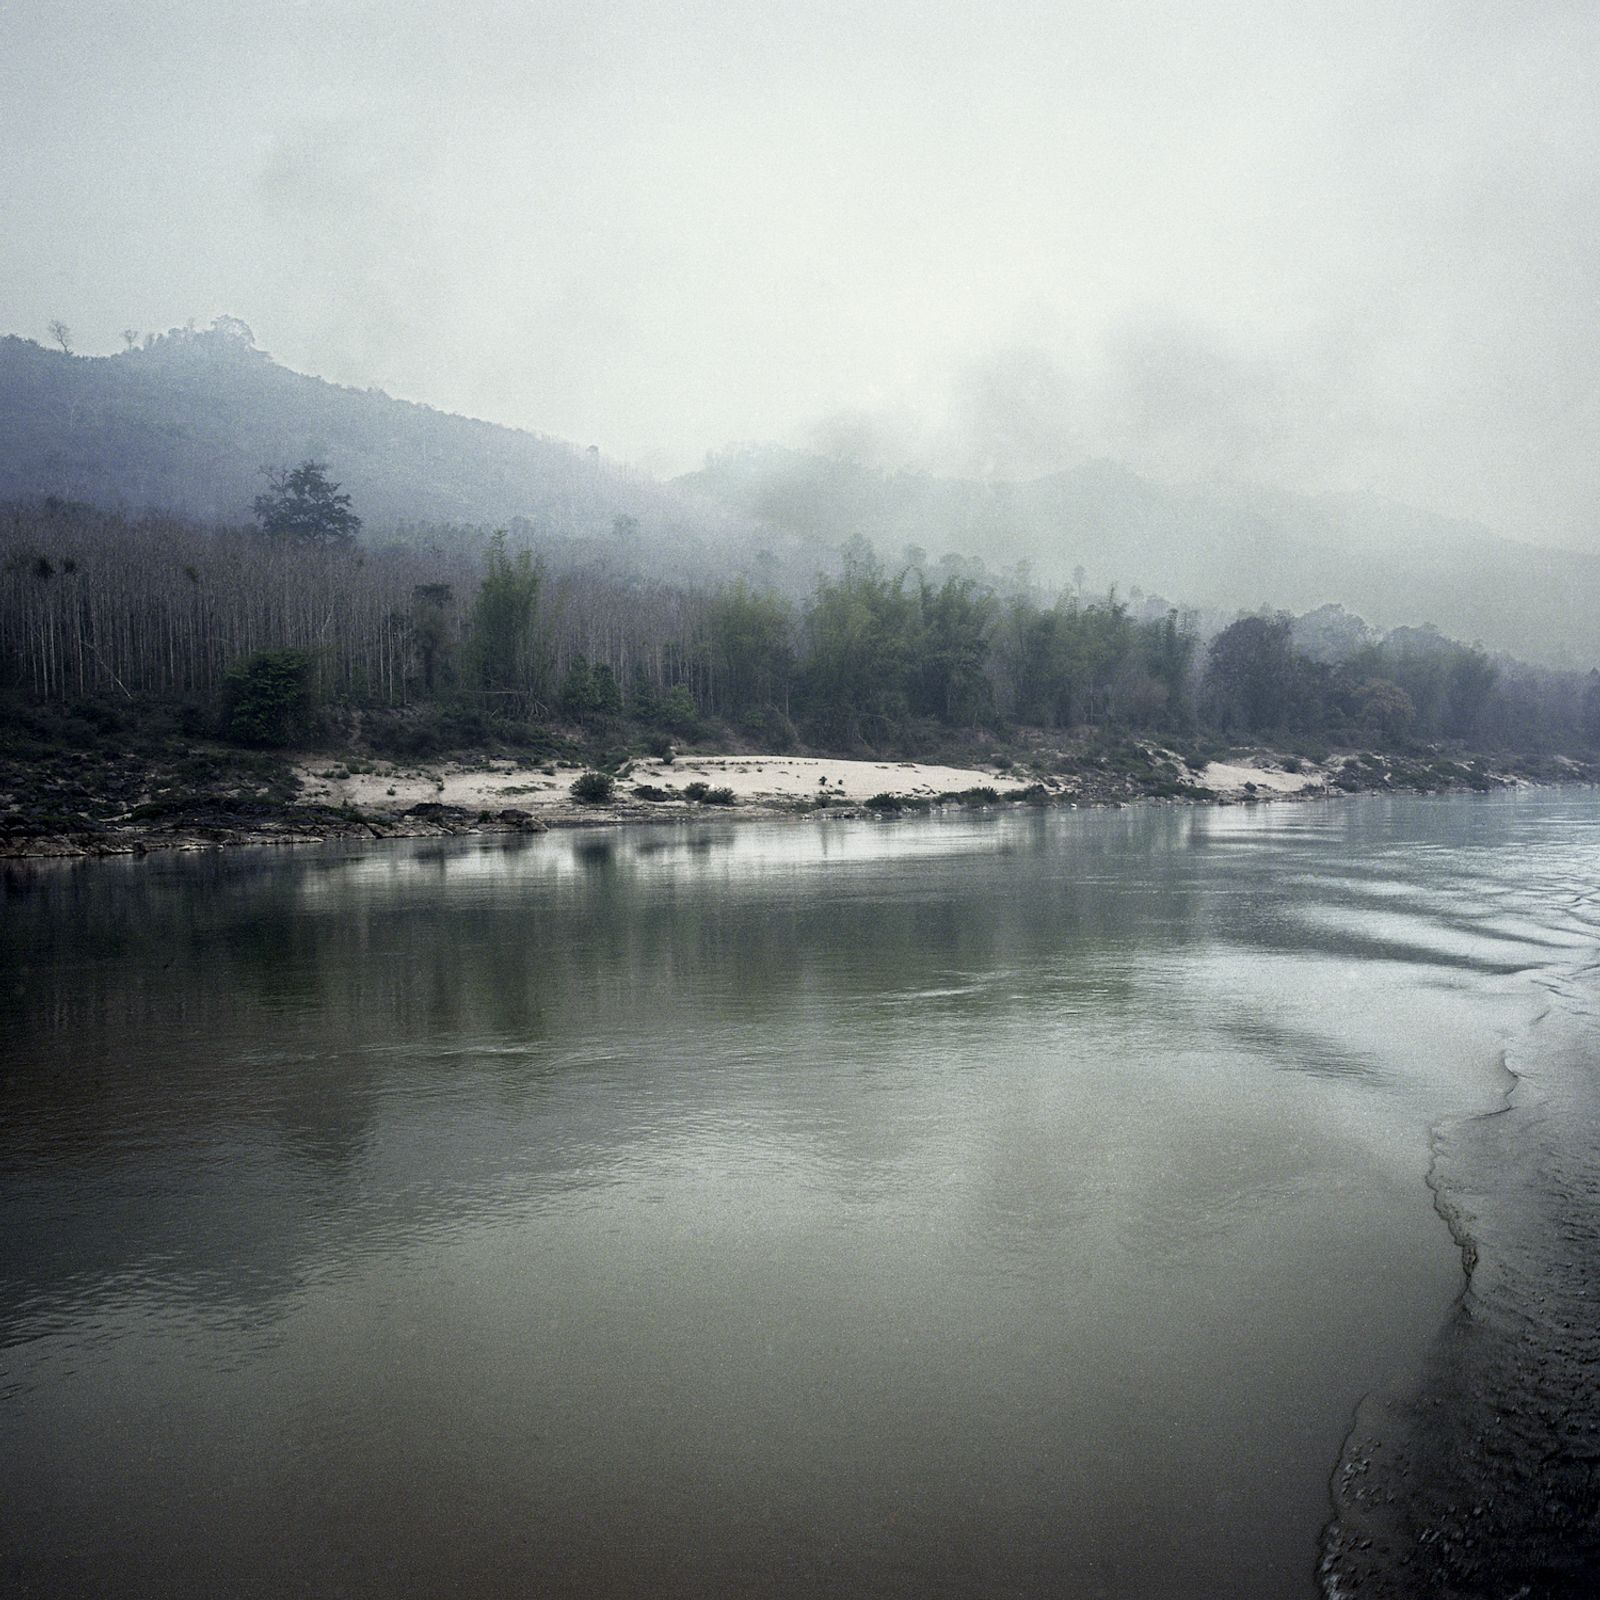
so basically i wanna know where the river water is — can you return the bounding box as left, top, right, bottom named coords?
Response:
left=3, top=793, right=1598, bottom=1597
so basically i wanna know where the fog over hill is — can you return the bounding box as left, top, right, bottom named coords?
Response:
left=2, top=322, right=1594, bottom=666
left=0, top=322, right=783, bottom=587
left=680, top=445, right=1598, bottom=666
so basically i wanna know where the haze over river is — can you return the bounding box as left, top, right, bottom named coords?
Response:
left=5, top=793, right=1599, bottom=1597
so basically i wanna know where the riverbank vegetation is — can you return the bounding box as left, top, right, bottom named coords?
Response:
left=3, top=491, right=1598, bottom=849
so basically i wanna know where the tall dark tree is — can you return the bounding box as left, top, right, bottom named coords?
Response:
left=464, top=532, right=543, bottom=702
left=801, top=550, right=916, bottom=744
left=1443, top=646, right=1497, bottom=739
left=910, top=575, right=994, bottom=725
left=253, top=461, right=361, bottom=548
left=703, top=581, right=794, bottom=715
left=559, top=653, right=598, bottom=720
left=410, top=582, right=456, bottom=695
left=1205, top=613, right=1298, bottom=734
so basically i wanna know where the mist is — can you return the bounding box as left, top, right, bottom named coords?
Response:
left=13, top=13, right=1600, bottom=1598
left=5, top=0, right=1599, bottom=547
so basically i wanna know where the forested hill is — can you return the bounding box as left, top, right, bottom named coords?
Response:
left=8, top=323, right=1597, bottom=667
left=0, top=322, right=755, bottom=558
left=679, top=446, right=1600, bottom=667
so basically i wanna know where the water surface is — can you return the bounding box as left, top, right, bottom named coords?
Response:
left=4, top=793, right=1598, bottom=1597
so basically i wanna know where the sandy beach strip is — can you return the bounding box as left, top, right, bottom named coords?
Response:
left=294, top=749, right=1337, bottom=817
left=294, top=753, right=1038, bottom=815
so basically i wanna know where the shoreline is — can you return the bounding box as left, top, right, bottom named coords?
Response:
left=1320, top=894, right=1600, bottom=1591
left=2, top=743, right=1576, bottom=862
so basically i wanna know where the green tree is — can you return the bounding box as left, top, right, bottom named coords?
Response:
left=253, top=461, right=361, bottom=548
left=1442, top=646, right=1497, bottom=740
left=557, top=655, right=622, bottom=724
left=999, top=594, right=1140, bottom=728
left=800, top=550, right=916, bottom=743
left=1001, top=598, right=1075, bottom=727
left=1354, top=677, right=1415, bottom=740
left=590, top=661, right=623, bottom=719
left=657, top=683, right=699, bottom=735
left=1134, top=610, right=1196, bottom=728
left=221, top=648, right=316, bottom=746
left=1204, top=614, right=1298, bottom=734
left=410, top=583, right=455, bottom=696
left=464, top=533, right=543, bottom=702
left=627, top=666, right=661, bottom=723
left=703, top=581, right=794, bottom=715
left=909, top=576, right=995, bottom=725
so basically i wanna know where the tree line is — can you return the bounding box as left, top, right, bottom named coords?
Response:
left=3, top=491, right=1598, bottom=758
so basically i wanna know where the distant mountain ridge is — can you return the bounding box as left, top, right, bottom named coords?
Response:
left=2, top=325, right=1593, bottom=665
left=0, top=322, right=754, bottom=561
left=678, top=445, right=1598, bottom=666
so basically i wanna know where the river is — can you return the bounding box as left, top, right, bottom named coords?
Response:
left=4, top=792, right=1598, bottom=1597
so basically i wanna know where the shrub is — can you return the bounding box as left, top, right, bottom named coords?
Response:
left=657, top=684, right=699, bottom=735
left=866, top=791, right=931, bottom=813
left=570, top=770, right=615, bottom=804
left=677, top=780, right=735, bottom=805
left=633, top=783, right=669, bottom=801
left=221, top=649, right=315, bottom=747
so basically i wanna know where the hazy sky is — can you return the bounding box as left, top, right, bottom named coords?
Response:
left=4, top=0, right=1598, bottom=547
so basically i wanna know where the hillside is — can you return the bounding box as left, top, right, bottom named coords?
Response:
left=0, top=321, right=775, bottom=582
left=679, top=446, right=1599, bottom=666
left=5, top=324, right=1594, bottom=665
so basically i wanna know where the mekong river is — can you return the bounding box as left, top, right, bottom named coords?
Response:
left=5, top=792, right=1599, bottom=1597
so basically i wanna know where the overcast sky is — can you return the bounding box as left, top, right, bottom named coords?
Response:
left=4, top=0, right=1598, bottom=547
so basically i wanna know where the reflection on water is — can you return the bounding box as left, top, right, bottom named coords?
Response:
left=3, top=794, right=1598, bottom=1597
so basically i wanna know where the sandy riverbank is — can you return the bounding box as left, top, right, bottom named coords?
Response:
left=295, top=748, right=1328, bottom=816
left=296, top=752, right=1044, bottom=815
left=6, top=743, right=1543, bottom=860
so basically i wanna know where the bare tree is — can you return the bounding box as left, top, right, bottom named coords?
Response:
left=47, top=320, right=73, bottom=355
